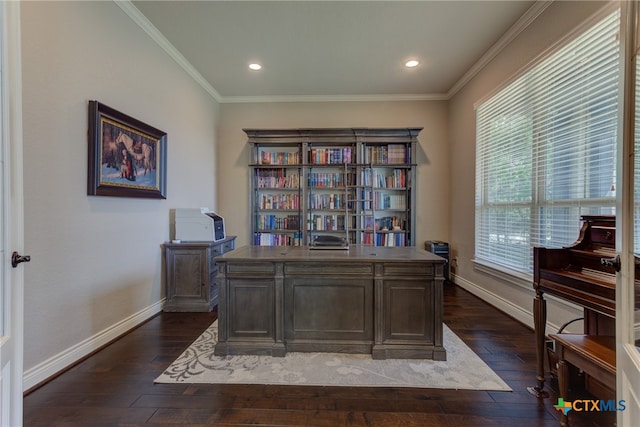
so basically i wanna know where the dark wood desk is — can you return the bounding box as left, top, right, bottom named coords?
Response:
left=214, top=246, right=446, bottom=360
left=163, top=237, right=236, bottom=312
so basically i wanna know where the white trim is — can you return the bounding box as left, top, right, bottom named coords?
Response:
left=2, top=1, right=25, bottom=424
left=469, top=259, right=588, bottom=315
left=452, top=274, right=534, bottom=329
left=114, top=1, right=222, bottom=102
left=116, top=0, right=548, bottom=104
left=219, top=93, right=448, bottom=104
left=616, top=1, right=640, bottom=421
left=473, top=1, right=620, bottom=110
left=447, top=1, right=552, bottom=99
left=452, top=273, right=583, bottom=334
left=472, top=258, right=532, bottom=290
left=22, top=299, right=165, bottom=392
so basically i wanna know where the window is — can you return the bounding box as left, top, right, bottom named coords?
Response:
left=475, top=9, right=620, bottom=274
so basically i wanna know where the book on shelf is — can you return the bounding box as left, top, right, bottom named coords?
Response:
left=308, top=193, right=346, bottom=210
left=255, top=169, right=299, bottom=189
left=358, top=230, right=405, bottom=247
left=258, top=194, right=300, bottom=210
left=307, top=214, right=346, bottom=231
left=377, top=169, right=406, bottom=188
left=309, top=147, right=353, bottom=164
left=254, top=232, right=302, bottom=246
left=258, top=151, right=300, bottom=165
left=364, top=144, right=407, bottom=164
left=362, top=168, right=406, bottom=188
left=360, top=231, right=374, bottom=246
left=362, top=215, right=375, bottom=230
left=374, top=193, right=405, bottom=210
left=376, top=231, right=406, bottom=247
left=308, top=172, right=348, bottom=188
left=256, top=214, right=300, bottom=231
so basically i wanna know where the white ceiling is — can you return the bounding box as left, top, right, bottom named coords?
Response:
left=130, top=1, right=538, bottom=102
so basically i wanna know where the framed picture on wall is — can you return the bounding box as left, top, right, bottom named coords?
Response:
left=87, top=100, right=167, bottom=199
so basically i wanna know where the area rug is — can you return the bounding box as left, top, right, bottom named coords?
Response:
left=155, top=321, right=511, bottom=391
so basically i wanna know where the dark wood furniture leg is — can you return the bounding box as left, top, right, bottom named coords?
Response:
left=528, top=289, right=549, bottom=397
left=557, top=357, right=570, bottom=427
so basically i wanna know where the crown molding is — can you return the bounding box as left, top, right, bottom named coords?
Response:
left=220, top=93, right=449, bottom=104
left=447, top=0, right=553, bottom=99
left=115, top=0, right=222, bottom=102
left=117, top=0, right=549, bottom=104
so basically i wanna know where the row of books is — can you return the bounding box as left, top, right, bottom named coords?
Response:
left=308, top=193, right=347, bottom=210
left=257, top=194, right=300, bottom=210
left=357, top=215, right=405, bottom=231
left=364, top=144, right=407, bottom=165
left=308, top=147, right=354, bottom=164
left=257, top=144, right=409, bottom=166
left=361, top=168, right=407, bottom=188
left=376, top=216, right=406, bottom=231
left=253, top=214, right=404, bottom=232
left=255, top=169, right=407, bottom=189
left=359, top=232, right=406, bottom=246
left=255, top=214, right=300, bottom=231
left=254, top=232, right=303, bottom=246
left=375, top=193, right=406, bottom=210
left=308, top=172, right=356, bottom=188
left=256, top=169, right=407, bottom=189
left=255, top=169, right=299, bottom=189
left=307, top=214, right=347, bottom=231
left=357, top=191, right=406, bottom=210
left=256, top=191, right=405, bottom=211
left=258, top=151, right=300, bottom=165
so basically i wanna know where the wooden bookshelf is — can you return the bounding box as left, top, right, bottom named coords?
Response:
left=245, top=128, right=420, bottom=247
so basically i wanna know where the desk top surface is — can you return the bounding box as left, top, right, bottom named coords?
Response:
left=215, top=245, right=445, bottom=263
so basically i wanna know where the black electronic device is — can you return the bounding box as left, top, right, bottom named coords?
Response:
left=204, top=212, right=226, bottom=242
left=425, top=240, right=450, bottom=282
left=310, top=235, right=349, bottom=250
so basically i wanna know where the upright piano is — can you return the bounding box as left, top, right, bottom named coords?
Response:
left=529, top=215, right=618, bottom=397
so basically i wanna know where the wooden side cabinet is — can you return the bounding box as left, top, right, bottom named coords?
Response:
left=163, top=237, right=236, bottom=312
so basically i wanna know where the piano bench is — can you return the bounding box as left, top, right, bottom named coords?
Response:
left=549, top=334, right=616, bottom=427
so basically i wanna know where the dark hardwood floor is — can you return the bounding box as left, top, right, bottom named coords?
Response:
left=23, top=284, right=616, bottom=426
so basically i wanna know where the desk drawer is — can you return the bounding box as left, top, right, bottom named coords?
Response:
left=226, top=262, right=276, bottom=276
left=221, top=239, right=235, bottom=253
left=211, top=240, right=235, bottom=256
left=382, top=262, right=433, bottom=277
left=285, top=262, right=373, bottom=276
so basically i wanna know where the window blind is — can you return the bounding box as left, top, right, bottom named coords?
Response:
left=476, top=9, right=620, bottom=273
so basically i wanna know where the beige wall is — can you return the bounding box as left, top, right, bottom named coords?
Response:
left=448, top=1, right=610, bottom=329
left=217, top=101, right=450, bottom=247
left=21, top=1, right=219, bottom=386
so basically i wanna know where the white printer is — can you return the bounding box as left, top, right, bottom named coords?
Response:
left=174, top=208, right=226, bottom=242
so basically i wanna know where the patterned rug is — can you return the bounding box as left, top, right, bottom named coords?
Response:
left=155, top=321, right=511, bottom=391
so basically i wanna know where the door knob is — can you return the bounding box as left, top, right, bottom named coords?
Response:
left=11, top=251, right=31, bottom=268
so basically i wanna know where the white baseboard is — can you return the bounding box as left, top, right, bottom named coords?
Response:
left=23, top=299, right=165, bottom=392
left=451, top=274, right=571, bottom=335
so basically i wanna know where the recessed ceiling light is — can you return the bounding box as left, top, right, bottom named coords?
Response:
left=405, top=60, right=419, bottom=68
left=249, top=63, right=262, bottom=71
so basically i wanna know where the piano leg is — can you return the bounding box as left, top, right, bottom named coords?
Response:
left=527, top=290, right=550, bottom=398
left=557, top=358, right=570, bottom=426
